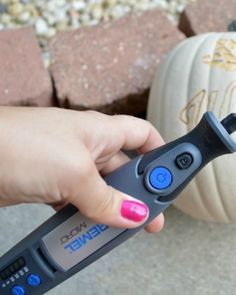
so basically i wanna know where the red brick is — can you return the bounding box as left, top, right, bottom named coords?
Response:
left=179, top=0, right=236, bottom=36
left=0, top=27, right=53, bottom=106
left=49, top=9, right=185, bottom=115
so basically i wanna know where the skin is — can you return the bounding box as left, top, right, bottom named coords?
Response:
left=0, top=107, right=164, bottom=233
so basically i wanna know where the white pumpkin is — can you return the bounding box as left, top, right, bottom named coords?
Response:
left=147, top=32, right=236, bottom=223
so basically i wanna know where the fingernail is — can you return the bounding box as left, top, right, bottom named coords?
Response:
left=121, top=200, right=149, bottom=222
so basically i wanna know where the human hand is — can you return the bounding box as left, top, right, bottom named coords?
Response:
left=0, top=107, right=165, bottom=233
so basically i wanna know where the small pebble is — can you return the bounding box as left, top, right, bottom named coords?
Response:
left=92, top=5, right=103, bottom=20
left=80, top=13, right=91, bottom=25
left=72, top=1, right=86, bottom=11
left=17, top=11, right=31, bottom=23
left=35, top=17, right=49, bottom=36
left=8, top=3, right=24, bottom=16
left=46, top=27, right=56, bottom=37
left=42, top=11, right=56, bottom=26
left=1, top=13, right=11, bottom=25
left=55, top=21, right=68, bottom=32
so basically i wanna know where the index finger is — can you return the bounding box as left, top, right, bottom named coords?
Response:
left=111, top=115, right=165, bottom=154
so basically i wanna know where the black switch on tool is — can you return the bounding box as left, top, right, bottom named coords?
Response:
left=175, top=153, right=193, bottom=169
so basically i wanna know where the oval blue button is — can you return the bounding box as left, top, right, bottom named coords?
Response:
left=26, top=274, right=41, bottom=287
left=149, top=167, right=172, bottom=190
left=11, top=285, right=25, bottom=295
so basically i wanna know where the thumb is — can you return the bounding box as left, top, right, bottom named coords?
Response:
left=70, top=158, right=149, bottom=228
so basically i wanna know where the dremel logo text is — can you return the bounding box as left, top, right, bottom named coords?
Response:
left=64, top=224, right=109, bottom=253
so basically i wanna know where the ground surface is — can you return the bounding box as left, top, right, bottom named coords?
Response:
left=1, top=204, right=236, bottom=295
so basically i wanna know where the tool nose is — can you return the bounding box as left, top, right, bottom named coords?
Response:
left=221, top=113, right=236, bottom=134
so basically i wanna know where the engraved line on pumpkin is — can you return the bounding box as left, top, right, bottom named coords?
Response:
left=202, top=39, right=236, bottom=72
left=179, top=81, right=236, bottom=126
left=181, top=37, right=218, bottom=125
left=207, top=91, right=219, bottom=111
left=179, top=89, right=206, bottom=125
left=219, top=80, right=236, bottom=119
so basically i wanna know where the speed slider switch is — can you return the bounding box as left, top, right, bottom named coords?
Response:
left=175, top=153, right=193, bottom=170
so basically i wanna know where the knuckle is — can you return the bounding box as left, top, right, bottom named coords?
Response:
left=59, top=156, right=93, bottom=195
left=65, top=156, right=92, bottom=179
left=86, top=186, right=116, bottom=220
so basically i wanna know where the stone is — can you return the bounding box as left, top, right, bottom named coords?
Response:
left=8, top=3, right=23, bottom=16
left=0, top=27, right=53, bottom=106
left=72, top=1, right=86, bottom=11
left=35, top=17, right=49, bottom=36
left=91, top=4, right=103, bottom=20
left=49, top=9, right=185, bottom=115
left=17, top=11, right=31, bottom=23
left=179, top=0, right=236, bottom=36
left=1, top=13, right=11, bottom=25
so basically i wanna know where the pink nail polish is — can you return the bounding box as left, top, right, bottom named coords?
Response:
left=121, top=200, right=149, bottom=222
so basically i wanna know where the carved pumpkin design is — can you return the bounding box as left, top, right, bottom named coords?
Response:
left=147, top=33, right=236, bottom=223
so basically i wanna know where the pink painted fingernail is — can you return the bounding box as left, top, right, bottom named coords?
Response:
left=121, top=200, right=149, bottom=222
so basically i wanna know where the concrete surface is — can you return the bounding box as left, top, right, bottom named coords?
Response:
left=1, top=204, right=236, bottom=295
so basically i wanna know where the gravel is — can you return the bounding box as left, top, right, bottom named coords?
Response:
left=0, top=0, right=192, bottom=66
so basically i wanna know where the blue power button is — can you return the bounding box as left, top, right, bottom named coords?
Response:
left=149, top=167, right=172, bottom=190
left=26, top=274, right=41, bottom=287
left=11, top=285, right=25, bottom=295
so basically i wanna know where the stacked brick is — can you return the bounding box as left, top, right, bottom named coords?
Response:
left=179, top=0, right=236, bottom=36
left=0, top=28, right=53, bottom=107
left=0, top=9, right=184, bottom=115
left=49, top=10, right=184, bottom=115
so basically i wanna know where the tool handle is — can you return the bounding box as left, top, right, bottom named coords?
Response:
left=0, top=112, right=235, bottom=295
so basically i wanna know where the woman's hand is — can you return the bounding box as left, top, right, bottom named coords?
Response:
left=0, top=107, right=164, bottom=233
